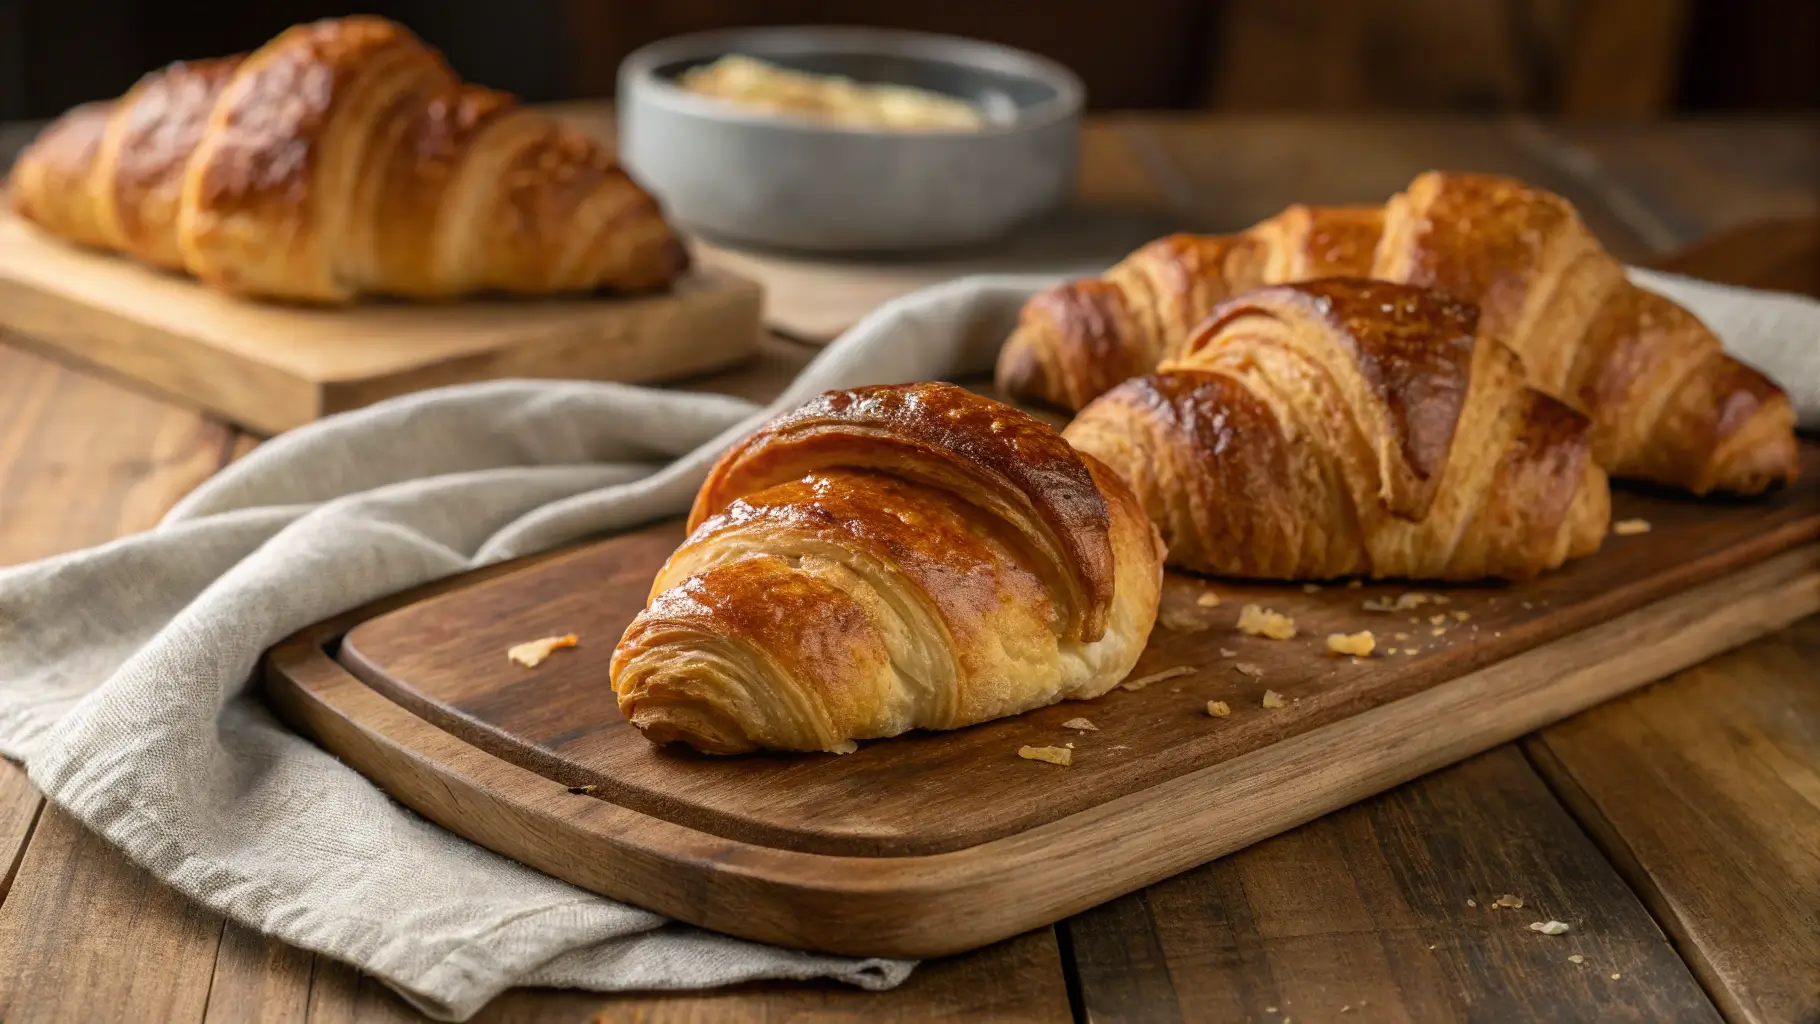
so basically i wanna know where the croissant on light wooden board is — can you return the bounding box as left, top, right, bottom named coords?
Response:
left=998, top=172, right=1798, bottom=496
left=1063, top=279, right=1611, bottom=581
left=609, top=382, right=1166, bottom=755
left=8, top=16, right=687, bottom=303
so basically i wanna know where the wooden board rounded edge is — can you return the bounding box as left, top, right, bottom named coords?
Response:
left=261, top=544, right=1820, bottom=959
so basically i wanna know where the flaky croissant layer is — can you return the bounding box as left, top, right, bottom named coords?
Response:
left=10, top=15, right=686, bottom=303
left=611, top=383, right=1165, bottom=755
left=998, top=171, right=1797, bottom=496
left=1064, top=279, right=1610, bottom=581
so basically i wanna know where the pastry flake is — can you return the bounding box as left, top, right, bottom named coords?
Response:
left=1018, top=744, right=1073, bottom=766
left=507, top=633, right=578, bottom=668
left=1325, top=631, right=1376, bottom=656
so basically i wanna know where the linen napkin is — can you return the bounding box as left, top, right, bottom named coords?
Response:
left=0, top=269, right=1813, bottom=1021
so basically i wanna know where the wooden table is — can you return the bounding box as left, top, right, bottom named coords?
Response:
left=1, top=115, right=1816, bottom=1024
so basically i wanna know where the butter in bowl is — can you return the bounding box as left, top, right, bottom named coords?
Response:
left=617, top=27, right=1084, bottom=253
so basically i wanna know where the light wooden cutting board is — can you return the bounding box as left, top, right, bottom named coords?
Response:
left=0, top=205, right=762, bottom=434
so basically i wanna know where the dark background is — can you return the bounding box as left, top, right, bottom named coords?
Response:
left=2, top=0, right=1817, bottom=120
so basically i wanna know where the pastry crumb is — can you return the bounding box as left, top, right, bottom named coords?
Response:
left=508, top=633, right=578, bottom=668
left=1302, top=583, right=1322, bottom=593
left=1219, top=647, right=1238, bottom=658
left=1403, top=648, right=1418, bottom=656
left=1430, top=613, right=1448, bottom=625
left=1234, top=662, right=1265, bottom=678
left=1529, top=920, right=1571, bottom=935
left=1159, top=607, right=1211, bottom=632
left=1262, top=689, right=1287, bottom=709
left=829, top=739, right=859, bottom=754
left=1018, top=745, right=1072, bottom=766
left=1610, top=973, right=1621, bottom=980
left=1494, top=894, right=1524, bottom=909
left=1121, top=665, right=1197, bottom=691
left=1394, top=632, right=1409, bottom=640
left=1326, top=630, right=1376, bottom=656
left=1197, top=591, right=1222, bottom=607
left=1453, top=610, right=1471, bottom=622
left=1238, top=603, right=1297, bottom=639
left=1061, top=717, right=1098, bottom=731
left=1206, top=700, right=1232, bottom=718
left=1569, top=954, right=1585, bottom=964
left=1467, top=898, right=1477, bottom=907
left=1613, top=518, right=1651, bottom=536
left=1431, top=627, right=1447, bottom=637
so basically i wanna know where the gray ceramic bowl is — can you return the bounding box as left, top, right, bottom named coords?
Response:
left=618, top=27, right=1084, bottom=253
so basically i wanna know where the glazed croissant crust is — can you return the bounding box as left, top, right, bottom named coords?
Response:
left=999, top=172, right=1797, bottom=496
left=9, top=15, right=686, bottom=303
left=610, top=382, right=1165, bottom=754
left=1063, top=279, right=1611, bottom=581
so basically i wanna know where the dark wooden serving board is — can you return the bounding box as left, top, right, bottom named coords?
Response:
left=265, top=444, right=1820, bottom=958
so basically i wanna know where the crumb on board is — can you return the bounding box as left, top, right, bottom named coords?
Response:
left=1159, top=607, right=1212, bottom=632
left=1235, top=662, right=1265, bottom=678
left=1018, top=745, right=1072, bottom=766
left=1530, top=920, right=1571, bottom=935
left=1207, top=700, right=1232, bottom=718
left=1302, top=583, right=1322, bottom=593
left=1326, top=630, right=1376, bottom=656
left=1453, top=610, right=1471, bottom=622
left=507, top=633, right=578, bottom=668
left=1431, top=627, right=1447, bottom=637
left=1611, top=974, right=1621, bottom=980
left=1062, top=717, right=1098, bottom=731
left=1394, top=632, right=1409, bottom=640
left=1262, top=689, right=1287, bottom=709
left=1430, top=613, right=1448, bottom=625
left=1365, top=592, right=1445, bottom=612
left=829, top=739, right=859, bottom=754
left=1220, top=647, right=1239, bottom=658
left=1613, top=518, right=1652, bottom=536
left=1569, top=954, right=1585, bottom=964
left=1494, top=894, right=1524, bottom=909
left=1402, top=648, right=1418, bottom=656
left=1122, top=665, right=1197, bottom=691
left=1197, top=591, right=1222, bottom=607
left=1239, top=603, right=1298, bottom=639
left=1467, top=898, right=1478, bottom=907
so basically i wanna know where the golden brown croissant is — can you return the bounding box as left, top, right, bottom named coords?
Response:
left=1062, top=279, right=1611, bottom=581
left=999, top=172, right=1797, bottom=496
left=610, top=382, right=1165, bottom=755
left=9, top=16, right=686, bottom=303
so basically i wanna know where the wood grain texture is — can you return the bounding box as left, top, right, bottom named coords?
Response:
left=203, top=923, right=316, bottom=1024
left=1067, top=746, right=1721, bottom=1022
left=0, top=207, right=762, bottom=433
left=1551, top=119, right=1820, bottom=251
left=0, top=344, right=233, bottom=564
left=0, top=805, right=226, bottom=1023
left=0, top=761, right=39, bottom=904
left=1527, top=616, right=1820, bottom=1024
left=334, top=453, right=1820, bottom=858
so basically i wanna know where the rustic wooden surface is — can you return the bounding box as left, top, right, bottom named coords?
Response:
left=0, top=204, right=763, bottom=433
left=0, top=113, right=1816, bottom=1020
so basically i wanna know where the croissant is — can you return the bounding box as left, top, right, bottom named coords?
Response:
left=609, top=382, right=1165, bottom=754
left=1062, top=279, right=1611, bottom=581
left=999, top=172, right=1797, bottom=496
left=8, top=16, right=686, bottom=303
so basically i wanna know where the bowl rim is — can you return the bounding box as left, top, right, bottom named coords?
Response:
left=618, top=25, right=1086, bottom=139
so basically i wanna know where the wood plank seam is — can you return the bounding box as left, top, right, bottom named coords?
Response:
left=0, top=778, right=45, bottom=907
left=1521, top=733, right=1748, bottom=1023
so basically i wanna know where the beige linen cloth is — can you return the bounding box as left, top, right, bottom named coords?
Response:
left=0, top=268, right=1813, bottom=1020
